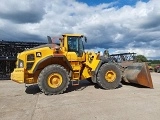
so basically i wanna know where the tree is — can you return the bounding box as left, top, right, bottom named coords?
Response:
left=136, top=55, right=147, bottom=62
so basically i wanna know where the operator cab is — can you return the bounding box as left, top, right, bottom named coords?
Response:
left=67, top=35, right=87, bottom=57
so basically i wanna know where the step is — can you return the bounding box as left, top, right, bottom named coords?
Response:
left=72, top=80, right=79, bottom=86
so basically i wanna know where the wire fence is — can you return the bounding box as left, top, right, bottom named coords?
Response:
left=0, top=40, right=46, bottom=80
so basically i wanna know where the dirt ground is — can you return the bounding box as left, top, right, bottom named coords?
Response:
left=0, top=72, right=160, bottom=120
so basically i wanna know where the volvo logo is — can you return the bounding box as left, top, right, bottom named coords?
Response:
left=36, top=52, right=42, bottom=57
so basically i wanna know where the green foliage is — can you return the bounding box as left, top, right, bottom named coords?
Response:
left=135, top=55, right=160, bottom=68
left=136, top=55, right=147, bottom=62
left=147, top=60, right=160, bottom=64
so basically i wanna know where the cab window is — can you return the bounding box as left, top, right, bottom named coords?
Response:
left=67, top=36, right=84, bottom=57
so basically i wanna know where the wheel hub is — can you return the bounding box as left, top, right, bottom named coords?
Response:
left=105, top=70, right=116, bottom=82
left=47, top=73, right=62, bottom=88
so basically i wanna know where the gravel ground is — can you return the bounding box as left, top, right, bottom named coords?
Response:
left=0, top=72, right=160, bottom=120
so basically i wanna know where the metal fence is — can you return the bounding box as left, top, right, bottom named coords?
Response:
left=110, top=52, right=137, bottom=63
left=0, top=40, right=46, bottom=80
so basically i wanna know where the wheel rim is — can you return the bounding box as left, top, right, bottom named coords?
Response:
left=47, top=73, right=62, bottom=88
left=105, top=70, right=116, bottom=82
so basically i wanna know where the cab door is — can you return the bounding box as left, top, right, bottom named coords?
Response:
left=66, top=36, right=85, bottom=62
left=66, top=36, right=86, bottom=80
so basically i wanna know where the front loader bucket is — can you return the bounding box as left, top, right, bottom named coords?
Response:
left=123, top=62, right=153, bottom=88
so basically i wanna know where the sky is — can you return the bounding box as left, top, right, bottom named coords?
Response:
left=0, top=0, right=160, bottom=59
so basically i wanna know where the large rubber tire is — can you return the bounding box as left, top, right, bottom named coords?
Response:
left=38, top=64, right=70, bottom=95
left=96, top=63, right=121, bottom=89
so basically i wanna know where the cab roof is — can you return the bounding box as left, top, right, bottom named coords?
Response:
left=62, top=34, right=84, bottom=37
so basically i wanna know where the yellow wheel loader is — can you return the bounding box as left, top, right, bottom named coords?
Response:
left=11, top=34, right=153, bottom=95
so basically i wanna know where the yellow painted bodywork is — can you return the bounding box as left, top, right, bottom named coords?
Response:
left=11, top=68, right=26, bottom=83
left=11, top=34, right=101, bottom=84
left=81, top=52, right=100, bottom=79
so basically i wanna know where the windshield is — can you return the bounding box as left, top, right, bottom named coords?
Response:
left=68, top=36, right=84, bottom=52
left=79, top=37, right=84, bottom=52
